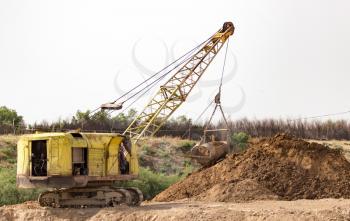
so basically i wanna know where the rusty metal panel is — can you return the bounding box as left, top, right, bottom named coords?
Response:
left=72, top=138, right=88, bottom=148
left=88, top=148, right=105, bottom=176
left=72, top=148, right=84, bottom=163
left=16, top=138, right=29, bottom=176
left=106, top=137, right=122, bottom=176
left=59, top=137, right=72, bottom=176
left=47, top=136, right=72, bottom=176
left=48, top=138, right=60, bottom=175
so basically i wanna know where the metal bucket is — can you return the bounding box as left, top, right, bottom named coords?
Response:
left=191, top=141, right=229, bottom=166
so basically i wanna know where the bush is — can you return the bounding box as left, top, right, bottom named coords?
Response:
left=0, top=167, right=42, bottom=206
left=143, top=145, right=157, bottom=156
left=231, top=132, right=250, bottom=151
left=117, top=168, right=183, bottom=200
left=178, top=140, right=196, bottom=152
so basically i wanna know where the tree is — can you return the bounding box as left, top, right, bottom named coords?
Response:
left=75, top=110, right=91, bottom=122
left=175, top=115, right=190, bottom=124
left=0, top=106, right=24, bottom=127
left=113, top=108, right=138, bottom=126
left=92, top=110, right=111, bottom=123
left=126, top=109, right=137, bottom=122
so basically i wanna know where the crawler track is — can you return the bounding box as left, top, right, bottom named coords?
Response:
left=38, top=186, right=143, bottom=208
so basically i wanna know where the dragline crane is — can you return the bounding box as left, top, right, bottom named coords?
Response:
left=16, top=22, right=234, bottom=208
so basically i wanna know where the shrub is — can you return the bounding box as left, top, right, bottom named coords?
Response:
left=231, top=132, right=250, bottom=151
left=178, top=140, right=196, bottom=152
left=143, top=145, right=157, bottom=156
left=117, top=168, right=182, bottom=200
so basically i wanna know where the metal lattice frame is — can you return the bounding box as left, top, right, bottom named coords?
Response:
left=124, top=22, right=234, bottom=143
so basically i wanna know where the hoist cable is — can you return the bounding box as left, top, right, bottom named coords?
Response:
left=88, top=32, right=217, bottom=116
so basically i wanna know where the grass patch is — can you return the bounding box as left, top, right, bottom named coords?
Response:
left=117, top=168, right=185, bottom=200
left=0, top=146, right=16, bottom=162
left=0, top=135, right=41, bottom=206
left=0, top=167, right=42, bottom=206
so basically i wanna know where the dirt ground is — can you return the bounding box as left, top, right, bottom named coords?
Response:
left=1, top=199, right=350, bottom=221
left=2, top=135, right=350, bottom=220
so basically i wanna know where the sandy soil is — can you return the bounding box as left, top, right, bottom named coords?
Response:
left=154, top=134, right=350, bottom=202
left=1, top=199, right=350, bottom=221
left=309, top=139, right=350, bottom=160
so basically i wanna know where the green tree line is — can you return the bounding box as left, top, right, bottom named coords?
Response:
left=2, top=105, right=350, bottom=140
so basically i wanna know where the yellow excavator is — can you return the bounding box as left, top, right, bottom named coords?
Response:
left=16, top=22, right=234, bottom=207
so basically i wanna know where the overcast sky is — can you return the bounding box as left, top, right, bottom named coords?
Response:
left=0, top=0, right=350, bottom=124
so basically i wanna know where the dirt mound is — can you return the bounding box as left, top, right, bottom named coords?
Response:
left=195, top=179, right=279, bottom=202
left=153, top=134, right=350, bottom=202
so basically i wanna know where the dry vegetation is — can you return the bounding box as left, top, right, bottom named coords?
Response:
left=227, top=118, right=350, bottom=140
left=0, top=135, right=18, bottom=168
left=137, top=137, right=197, bottom=175
left=0, top=135, right=18, bottom=148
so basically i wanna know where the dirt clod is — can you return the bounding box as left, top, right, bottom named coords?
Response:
left=153, top=133, right=350, bottom=202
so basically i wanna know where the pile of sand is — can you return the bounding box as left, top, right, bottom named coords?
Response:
left=153, top=134, right=350, bottom=202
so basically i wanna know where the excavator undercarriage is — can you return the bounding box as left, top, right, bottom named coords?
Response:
left=39, top=186, right=143, bottom=208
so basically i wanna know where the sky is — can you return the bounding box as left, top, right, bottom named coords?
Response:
left=0, top=0, right=350, bottom=124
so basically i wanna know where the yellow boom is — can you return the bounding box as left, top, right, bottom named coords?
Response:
left=124, top=22, right=234, bottom=144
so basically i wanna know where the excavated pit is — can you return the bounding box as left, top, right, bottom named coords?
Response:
left=153, top=133, right=350, bottom=202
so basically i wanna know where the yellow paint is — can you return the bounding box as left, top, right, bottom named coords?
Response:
left=130, top=143, right=139, bottom=175
left=16, top=138, right=30, bottom=175
left=48, top=138, right=60, bottom=175
left=16, top=132, right=139, bottom=178
left=106, top=137, right=121, bottom=176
